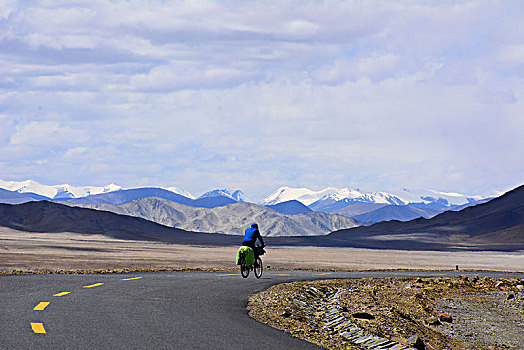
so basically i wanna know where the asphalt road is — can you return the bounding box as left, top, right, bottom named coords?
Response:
left=1, top=270, right=523, bottom=350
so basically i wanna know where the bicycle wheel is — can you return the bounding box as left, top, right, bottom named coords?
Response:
left=254, top=257, right=263, bottom=279
left=240, top=257, right=249, bottom=278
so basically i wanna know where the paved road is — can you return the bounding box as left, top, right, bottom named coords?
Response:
left=1, top=270, right=523, bottom=349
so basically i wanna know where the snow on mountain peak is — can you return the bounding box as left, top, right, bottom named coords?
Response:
left=361, top=192, right=408, bottom=205
left=162, top=186, right=195, bottom=199
left=0, top=179, right=57, bottom=198
left=391, top=188, right=489, bottom=206
left=0, top=179, right=123, bottom=199
left=261, top=186, right=411, bottom=206
left=198, top=189, right=247, bottom=202
left=321, top=188, right=364, bottom=201
left=260, top=186, right=341, bottom=206
left=260, top=186, right=382, bottom=206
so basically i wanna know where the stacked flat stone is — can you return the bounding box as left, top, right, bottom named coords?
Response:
left=293, top=287, right=417, bottom=350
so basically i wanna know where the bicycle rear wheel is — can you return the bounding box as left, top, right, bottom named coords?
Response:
left=240, top=257, right=249, bottom=278
left=254, top=257, right=263, bottom=279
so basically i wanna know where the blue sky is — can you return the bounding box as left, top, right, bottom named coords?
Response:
left=1, top=0, right=523, bottom=200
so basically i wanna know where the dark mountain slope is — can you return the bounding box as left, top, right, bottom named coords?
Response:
left=0, top=188, right=36, bottom=204
left=61, top=188, right=193, bottom=206
left=334, top=202, right=388, bottom=217
left=266, top=200, right=312, bottom=215
left=353, top=205, right=440, bottom=224
left=0, top=201, right=237, bottom=245
left=60, top=187, right=236, bottom=208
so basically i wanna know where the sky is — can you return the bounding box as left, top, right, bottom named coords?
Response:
left=0, top=0, right=523, bottom=201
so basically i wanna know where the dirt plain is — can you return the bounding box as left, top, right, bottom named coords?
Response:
left=1, top=227, right=523, bottom=272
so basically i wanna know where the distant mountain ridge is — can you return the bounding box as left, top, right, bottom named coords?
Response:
left=320, top=184, right=524, bottom=251
left=0, top=179, right=122, bottom=199
left=0, top=188, right=36, bottom=204
left=59, top=188, right=238, bottom=209
left=0, top=179, right=499, bottom=225
left=0, top=179, right=195, bottom=201
left=198, top=189, right=247, bottom=202
left=352, top=205, right=441, bottom=223
left=261, top=186, right=491, bottom=207
left=1, top=184, right=522, bottom=251
left=262, top=186, right=494, bottom=224
left=0, top=201, right=237, bottom=245
left=265, top=200, right=312, bottom=215
left=65, top=197, right=357, bottom=236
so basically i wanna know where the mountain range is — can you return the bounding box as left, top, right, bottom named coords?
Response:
left=264, top=186, right=493, bottom=223
left=0, top=179, right=497, bottom=225
left=0, top=200, right=237, bottom=245
left=320, top=183, right=524, bottom=251
left=0, top=179, right=122, bottom=200
left=0, top=184, right=522, bottom=251
left=65, top=198, right=357, bottom=236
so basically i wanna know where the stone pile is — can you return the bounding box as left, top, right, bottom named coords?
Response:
left=291, top=286, right=418, bottom=349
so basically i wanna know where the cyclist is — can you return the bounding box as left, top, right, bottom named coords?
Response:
left=242, top=222, right=265, bottom=258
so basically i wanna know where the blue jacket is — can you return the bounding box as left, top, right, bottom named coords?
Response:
left=243, top=224, right=264, bottom=246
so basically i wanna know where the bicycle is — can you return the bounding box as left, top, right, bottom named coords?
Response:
left=239, top=246, right=265, bottom=279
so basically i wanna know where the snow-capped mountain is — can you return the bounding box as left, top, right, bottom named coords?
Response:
left=260, top=186, right=344, bottom=206
left=161, top=186, right=195, bottom=199
left=260, top=186, right=407, bottom=206
left=261, top=186, right=492, bottom=208
left=0, top=179, right=202, bottom=201
left=0, top=179, right=122, bottom=199
left=198, top=189, right=247, bottom=202
left=317, top=190, right=407, bottom=206
left=390, top=188, right=492, bottom=207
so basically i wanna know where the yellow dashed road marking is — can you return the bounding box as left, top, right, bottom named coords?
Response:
left=30, top=322, right=46, bottom=334
left=33, top=302, right=50, bottom=311
left=53, top=291, right=71, bottom=297
left=274, top=273, right=290, bottom=276
left=83, top=283, right=104, bottom=288
left=315, top=273, right=333, bottom=276
left=122, top=277, right=142, bottom=281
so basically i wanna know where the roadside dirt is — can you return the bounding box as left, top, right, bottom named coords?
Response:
left=248, top=276, right=524, bottom=349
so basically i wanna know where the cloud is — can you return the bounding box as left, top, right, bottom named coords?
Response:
left=63, top=146, right=88, bottom=158
left=1, top=0, right=523, bottom=199
left=9, top=120, right=89, bottom=146
left=129, top=64, right=258, bottom=92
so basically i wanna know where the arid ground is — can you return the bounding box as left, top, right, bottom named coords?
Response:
left=248, top=277, right=524, bottom=349
left=1, top=227, right=523, bottom=272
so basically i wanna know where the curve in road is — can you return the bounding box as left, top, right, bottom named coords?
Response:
left=1, top=270, right=523, bottom=349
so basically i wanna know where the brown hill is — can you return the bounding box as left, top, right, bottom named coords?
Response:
left=0, top=200, right=238, bottom=245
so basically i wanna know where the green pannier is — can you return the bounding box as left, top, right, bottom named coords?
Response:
left=236, top=246, right=254, bottom=266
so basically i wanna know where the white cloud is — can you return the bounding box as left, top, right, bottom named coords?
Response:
left=63, top=146, right=88, bottom=158
left=285, top=20, right=319, bottom=38
left=1, top=0, right=523, bottom=199
left=129, top=64, right=257, bottom=92
left=9, top=121, right=89, bottom=146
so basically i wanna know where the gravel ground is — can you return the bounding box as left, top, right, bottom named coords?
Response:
left=248, top=276, right=524, bottom=349
left=437, top=290, right=524, bottom=348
